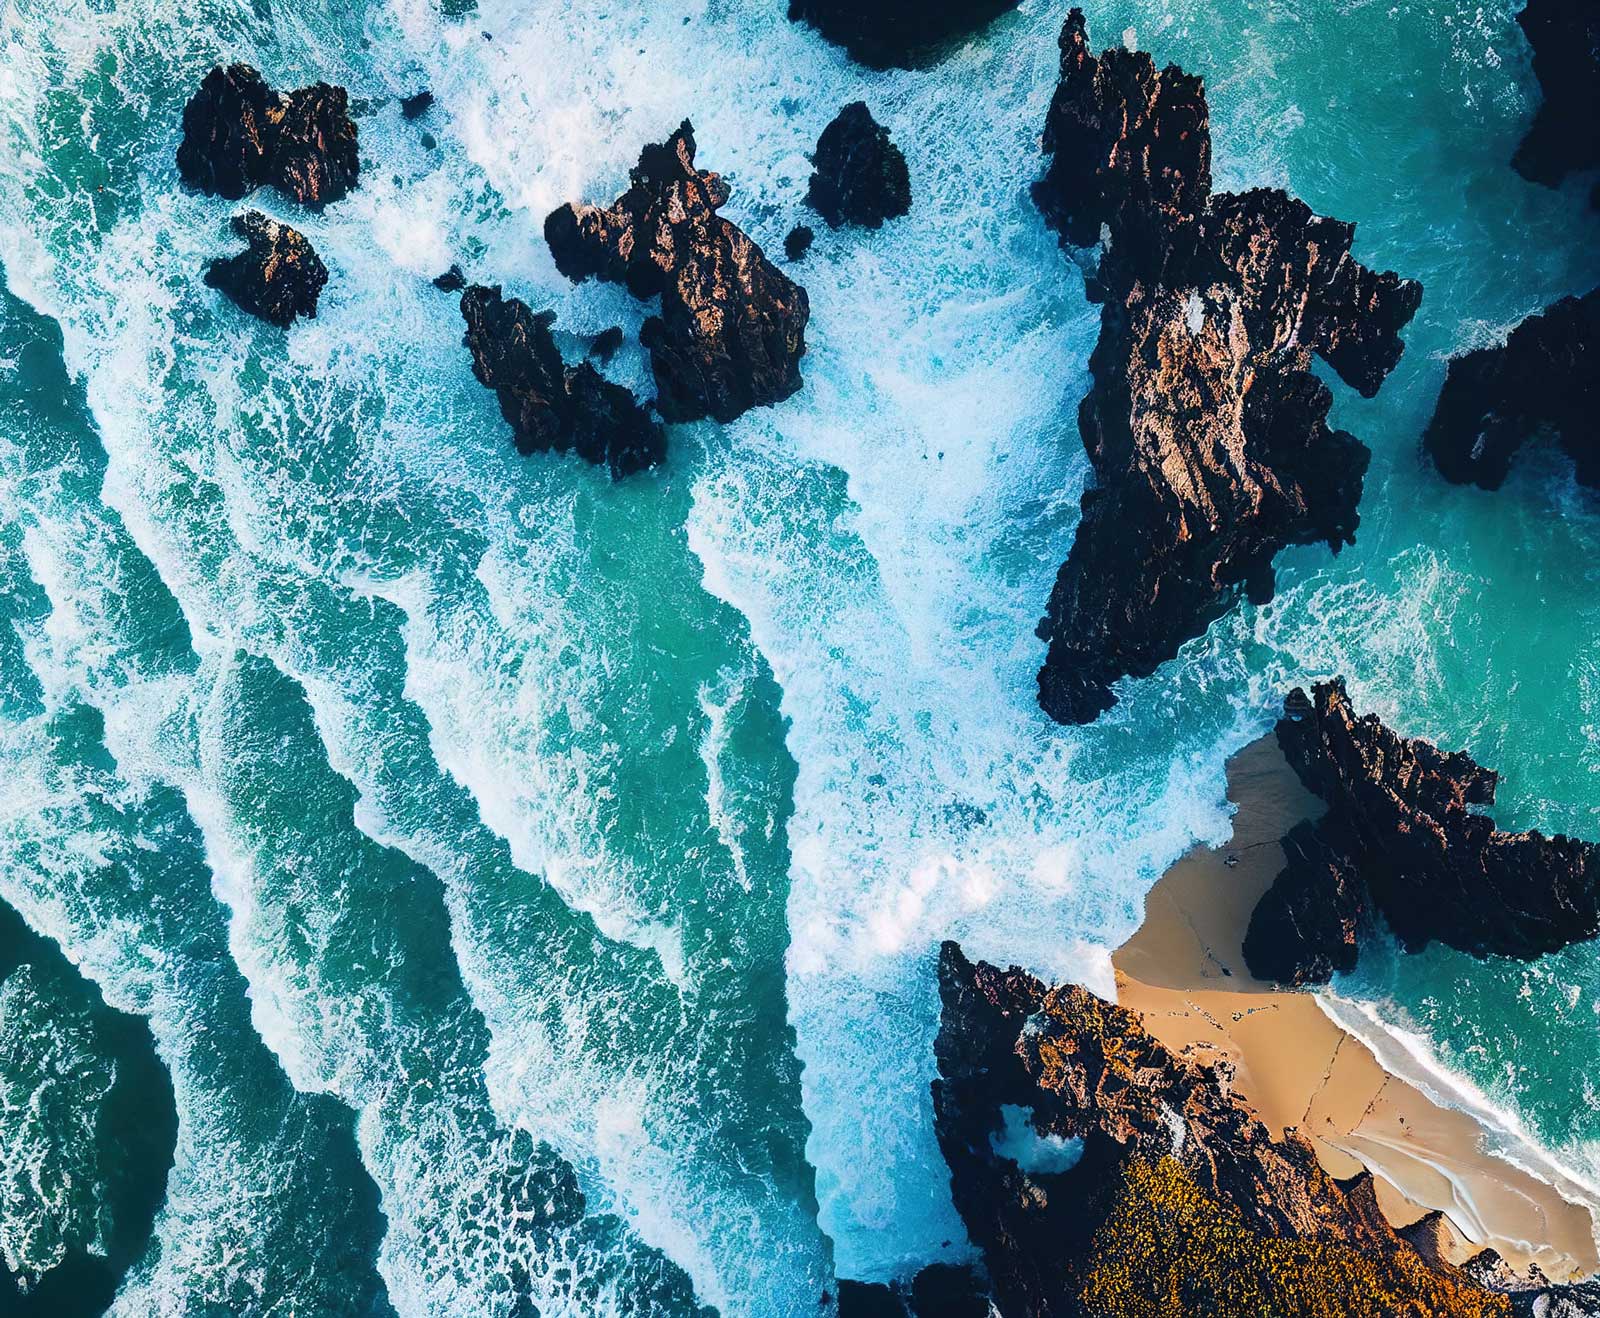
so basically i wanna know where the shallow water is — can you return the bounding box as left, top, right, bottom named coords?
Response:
left=0, top=0, right=1595, bottom=1311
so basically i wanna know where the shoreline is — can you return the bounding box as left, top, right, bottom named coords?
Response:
left=1112, top=734, right=1599, bottom=1282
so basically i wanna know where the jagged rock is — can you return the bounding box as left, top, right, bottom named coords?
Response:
left=787, top=0, right=1021, bottom=68
left=432, top=263, right=466, bottom=293
left=177, top=64, right=359, bottom=207
left=203, top=210, right=328, bottom=327
left=1512, top=0, right=1600, bottom=203
left=544, top=122, right=809, bottom=424
left=784, top=225, right=815, bottom=261
left=1423, top=288, right=1599, bottom=491
left=1241, top=819, right=1366, bottom=986
left=833, top=1265, right=991, bottom=1317
left=931, top=941, right=1512, bottom=1317
left=1244, top=680, right=1600, bottom=985
left=459, top=284, right=664, bottom=477
left=400, top=89, right=435, bottom=120
left=806, top=102, right=912, bottom=229
left=1030, top=11, right=1421, bottom=725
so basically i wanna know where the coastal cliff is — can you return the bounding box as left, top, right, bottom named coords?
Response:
left=929, top=941, right=1522, bottom=1317
left=1031, top=10, right=1421, bottom=725
left=1245, top=680, right=1600, bottom=985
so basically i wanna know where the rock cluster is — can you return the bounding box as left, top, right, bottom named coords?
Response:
left=931, top=941, right=1532, bottom=1317
left=1031, top=10, right=1421, bottom=725
left=1511, top=0, right=1600, bottom=206
left=786, top=0, right=1021, bottom=68
left=544, top=122, right=809, bottom=424
left=459, top=284, right=665, bottom=478
left=806, top=102, right=912, bottom=229
left=203, top=210, right=328, bottom=327
left=1244, top=680, right=1600, bottom=985
left=176, top=63, right=359, bottom=207
left=1424, top=287, right=1598, bottom=491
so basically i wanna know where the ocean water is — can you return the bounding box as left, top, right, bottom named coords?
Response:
left=0, top=0, right=1595, bottom=1312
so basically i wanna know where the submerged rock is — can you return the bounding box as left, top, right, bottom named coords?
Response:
left=784, top=224, right=815, bottom=261
left=931, top=941, right=1515, bottom=1317
left=1512, top=0, right=1600, bottom=204
left=432, top=263, right=467, bottom=293
left=544, top=121, right=809, bottom=424
left=787, top=0, right=1021, bottom=69
left=459, top=284, right=665, bottom=477
left=400, top=89, right=435, bottom=120
left=806, top=102, right=911, bottom=229
left=587, top=325, right=624, bottom=363
left=177, top=63, right=359, bottom=207
left=203, top=210, right=328, bottom=327
left=1423, top=287, right=1599, bottom=491
left=1244, top=680, right=1600, bottom=985
left=1031, top=11, right=1420, bottom=724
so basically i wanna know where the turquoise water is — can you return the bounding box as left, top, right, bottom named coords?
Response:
left=0, top=0, right=1595, bottom=1312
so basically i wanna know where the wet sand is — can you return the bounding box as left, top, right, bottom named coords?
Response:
left=1114, top=735, right=1599, bottom=1282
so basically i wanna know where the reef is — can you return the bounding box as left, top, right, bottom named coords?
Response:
left=1031, top=10, right=1421, bottom=725
left=1511, top=0, right=1600, bottom=205
left=1423, top=287, right=1599, bottom=491
left=203, top=210, right=328, bottom=328
left=176, top=63, right=359, bottom=207
left=929, top=940, right=1547, bottom=1317
left=544, top=122, right=809, bottom=425
left=459, top=284, right=665, bottom=478
left=1244, top=680, right=1600, bottom=985
left=807, top=102, right=912, bottom=229
left=786, top=0, right=1021, bottom=68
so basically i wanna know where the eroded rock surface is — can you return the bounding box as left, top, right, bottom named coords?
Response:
left=786, top=0, right=1021, bottom=68
left=1512, top=0, right=1600, bottom=205
left=1244, top=680, right=1600, bottom=985
left=459, top=284, right=665, bottom=478
left=203, top=210, right=328, bottom=327
left=1031, top=10, right=1421, bottom=724
left=807, top=102, right=912, bottom=229
left=544, top=122, right=809, bottom=424
left=1424, top=287, right=1599, bottom=491
left=177, top=63, right=359, bottom=207
left=931, top=941, right=1517, bottom=1317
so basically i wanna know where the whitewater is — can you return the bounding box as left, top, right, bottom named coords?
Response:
left=0, top=0, right=1596, bottom=1313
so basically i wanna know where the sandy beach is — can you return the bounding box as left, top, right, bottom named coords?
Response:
left=1114, top=735, right=1599, bottom=1282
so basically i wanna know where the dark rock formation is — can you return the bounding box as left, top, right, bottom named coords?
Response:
left=784, top=225, right=815, bottom=261
left=432, top=263, right=466, bottom=293
left=544, top=122, right=809, bottom=424
left=459, top=284, right=665, bottom=477
left=806, top=102, right=912, bottom=229
left=177, top=64, right=359, bottom=207
left=1244, top=680, right=1600, bottom=985
left=931, top=941, right=1516, bottom=1317
left=787, top=0, right=1021, bottom=69
left=833, top=1265, right=990, bottom=1317
left=1423, top=287, right=1599, bottom=491
left=400, top=89, right=435, bottom=120
left=203, top=210, right=328, bottom=327
left=587, top=326, right=624, bottom=363
left=1031, top=11, right=1421, bottom=724
left=1511, top=0, right=1600, bottom=204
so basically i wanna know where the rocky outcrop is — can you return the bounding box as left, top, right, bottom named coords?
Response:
left=806, top=102, right=912, bottom=229
left=459, top=284, right=665, bottom=478
left=784, top=225, right=815, bottom=261
left=203, top=210, right=328, bottom=327
left=786, top=0, right=1021, bottom=68
left=177, top=64, right=359, bottom=207
left=544, top=122, right=809, bottom=425
left=399, top=90, right=434, bottom=121
left=1424, top=288, right=1598, bottom=491
left=1031, top=11, right=1421, bottom=724
left=834, top=1266, right=990, bottom=1317
left=931, top=941, right=1514, bottom=1317
left=1244, top=680, right=1600, bottom=985
left=1511, top=0, right=1600, bottom=205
